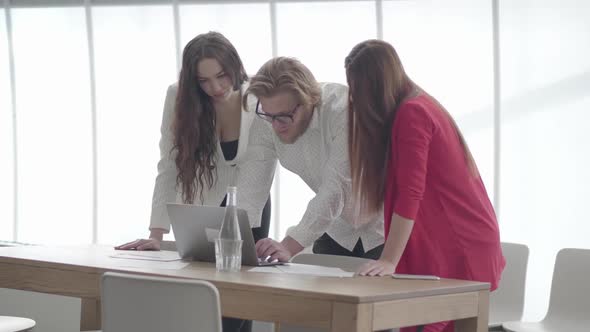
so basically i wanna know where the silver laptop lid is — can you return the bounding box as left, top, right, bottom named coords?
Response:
left=166, top=204, right=261, bottom=266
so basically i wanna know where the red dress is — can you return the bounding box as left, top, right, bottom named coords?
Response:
left=383, top=94, right=505, bottom=332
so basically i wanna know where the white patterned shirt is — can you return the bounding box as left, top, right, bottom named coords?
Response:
left=236, top=83, right=384, bottom=251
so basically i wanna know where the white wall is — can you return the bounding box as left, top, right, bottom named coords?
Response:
left=0, top=288, right=81, bottom=332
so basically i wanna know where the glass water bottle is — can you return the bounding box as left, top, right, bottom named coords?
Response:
left=215, top=186, right=243, bottom=272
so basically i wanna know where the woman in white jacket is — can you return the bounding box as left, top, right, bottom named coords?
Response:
left=117, top=31, right=270, bottom=332
left=117, top=32, right=270, bottom=253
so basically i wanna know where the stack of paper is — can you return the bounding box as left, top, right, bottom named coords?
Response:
left=109, top=250, right=189, bottom=270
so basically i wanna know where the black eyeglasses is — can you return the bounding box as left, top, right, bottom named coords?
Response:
left=255, top=101, right=301, bottom=125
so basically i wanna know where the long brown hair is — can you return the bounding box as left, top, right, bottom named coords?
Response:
left=345, top=39, right=475, bottom=216
left=174, top=31, right=247, bottom=203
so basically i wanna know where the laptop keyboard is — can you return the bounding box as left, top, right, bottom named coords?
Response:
left=257, top=257, right=282, bottom=266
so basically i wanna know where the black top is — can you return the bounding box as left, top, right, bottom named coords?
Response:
left=220, top=139, right=239, bottom=161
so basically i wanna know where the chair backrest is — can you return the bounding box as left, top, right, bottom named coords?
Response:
left=290, top=253, right=371, bottom=273
left=488, top=242, right=529, bottom=326
left=101, top=272, right=222, bottom=332
left=545, top=248, right=590, bottom=320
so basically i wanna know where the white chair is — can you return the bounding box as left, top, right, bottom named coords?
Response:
left=489, top=242, right=529, bottom=329
left=503, top=248, right=590, bottom=332
left=101, top=272, right=222, bottom=332
left=159, top=241, right=275, bottom=332
left=0, top=316, right=35, bottom=332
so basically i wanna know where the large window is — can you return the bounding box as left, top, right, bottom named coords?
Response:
left=383, top=0, right=495, bottom=202
left=179, top=3, right=272, bottom=76
left=274, top=1, right=376, bottom=238
left=499, top=0, right=590, bottom=320
left=12, top=7, right=93, bottom=245
left=276, top=1, right=376, bottom=84
left=0, top=8, right=14, bottom=240
left=92, top=5, right=177, bottom=245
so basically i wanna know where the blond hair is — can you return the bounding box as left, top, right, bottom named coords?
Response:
left=243, top=57, right=321, bottom=109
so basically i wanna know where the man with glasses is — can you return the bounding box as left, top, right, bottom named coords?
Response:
left=236, top=57, right=384, bottom=262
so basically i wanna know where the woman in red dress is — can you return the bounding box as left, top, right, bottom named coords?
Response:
left=345, top=39, right=505, bottom=332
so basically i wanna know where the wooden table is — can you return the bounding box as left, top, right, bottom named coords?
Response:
left=0, top=245, right=489, bottom=332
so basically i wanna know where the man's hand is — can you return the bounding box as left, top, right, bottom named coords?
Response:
left=255, top=236, right=305, bottom=262
left=255, top=238, right=292, bottom=262
left=357, top=259, right=396, bottom=276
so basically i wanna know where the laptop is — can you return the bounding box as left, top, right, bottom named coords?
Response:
left=166, top=203, right=281, bottom=266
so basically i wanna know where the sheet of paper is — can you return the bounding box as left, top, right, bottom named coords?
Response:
left=248, top=263, right=354, bottom=277
left=110, top=250, right=181, bottom=262
left=113, top=260, right=190, bottom=270
left=248, top=266, right=283, bottom=273
left=277, top=263, right=355, bottom=277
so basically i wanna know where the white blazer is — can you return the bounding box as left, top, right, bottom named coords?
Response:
left=149, top=82, right=258, bottom=231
